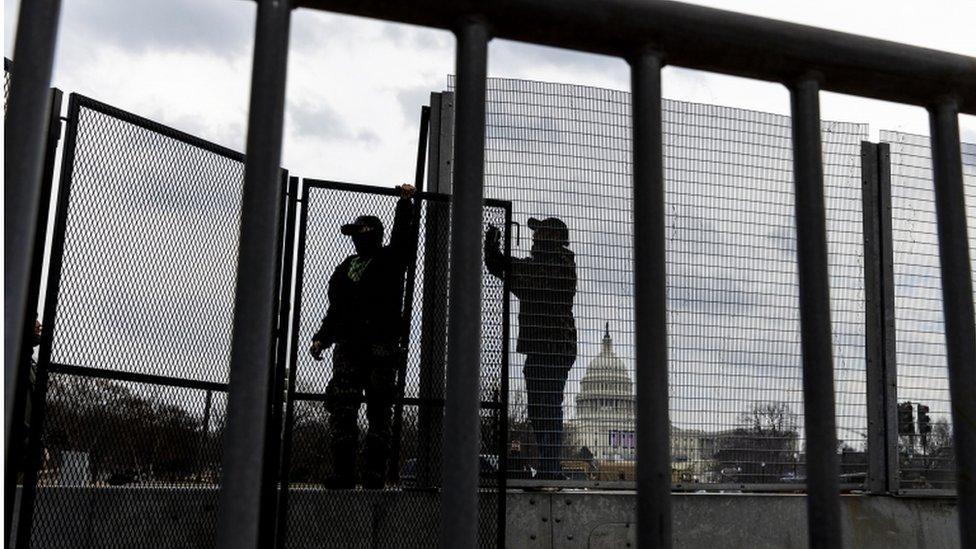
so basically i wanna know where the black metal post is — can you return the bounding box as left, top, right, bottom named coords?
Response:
left=630, top=51, right=672, bottom=549
left=927, top=99, right=976, bottom=548
left=388, top=106, right=431, bottom=483
left=5, top=86, right=62, bottom=544
left=4, top=1, right=62, bottom=514
left=274, top=180, right=309, bottom=549
left=215, top=0, right=292, bottom=547
left=417, top=92, right=453, bottom=488
left=440, top=17, right=489, bottom=549
left=789, top=76, right=842, bottom=548
left=196, top=390, right=215, bottom=483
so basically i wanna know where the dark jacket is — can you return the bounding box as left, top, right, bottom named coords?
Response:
left=485, top=239, right=577, bottom=360
left=313, top=197, right=415, bottom=347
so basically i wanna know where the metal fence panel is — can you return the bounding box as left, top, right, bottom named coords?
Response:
left=22, top=93, right=246, bottom=547
left=881, top=129, right=976, bottom=492
left=448, top=76, right=870, bottom=488
left=279, top=180, right=508, bottom=548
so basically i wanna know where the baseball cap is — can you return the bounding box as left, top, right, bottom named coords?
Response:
left=340, top=215, right=384, bottom=235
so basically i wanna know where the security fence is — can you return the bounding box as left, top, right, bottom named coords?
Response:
left=7, top=79, right=975, bottom=548
left=883, top=130, right=976, bottom=492
left=445, top=77, right=871, bottom=488
left=4, top=58, right=11, bottom=111
left=277, top=180, right=510, bottom=548
left=16, top=93, right=249, bottom=548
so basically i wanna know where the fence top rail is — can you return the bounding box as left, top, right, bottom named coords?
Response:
left=69, top=92, right=247, bottom=163
left=297, top=0, right=976, bottom=114
left=302, top=177, right=513, bottom=209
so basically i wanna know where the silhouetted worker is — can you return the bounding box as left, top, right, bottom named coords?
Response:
left=485, top=217, right=577, bottom=479
left=310, top=184, right=416, bottom=489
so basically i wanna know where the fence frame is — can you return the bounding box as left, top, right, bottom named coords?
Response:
left=3, top=73, right=63, bottom=545
left=274, top=177, right=512, bottom=548
left=12, top=93, right=289, bottom=549
left=7, top=1, right=976, bottom=548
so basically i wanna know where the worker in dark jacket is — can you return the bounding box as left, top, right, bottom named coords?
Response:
left=310, top=184, right=416, bottom=489
left=485, top=217, right=577, bottom=479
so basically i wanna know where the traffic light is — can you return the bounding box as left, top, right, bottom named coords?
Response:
left=917, top=404, right=932, bottom=435
left=898, top=402, right=915, bottom=435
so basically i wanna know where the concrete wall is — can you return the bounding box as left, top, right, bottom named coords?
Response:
left=507, top=492, right=959, bottom=549
left=12, top=488, right=958, bottom=548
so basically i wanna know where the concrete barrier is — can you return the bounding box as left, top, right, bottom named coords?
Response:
left=12, top=487, right=958, bottom=548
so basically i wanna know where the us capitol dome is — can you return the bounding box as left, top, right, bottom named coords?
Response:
left=572, top=323, right=636, bottom=461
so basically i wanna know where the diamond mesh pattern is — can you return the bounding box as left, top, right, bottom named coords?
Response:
left=26, top=94, right=245, bottom=546
left=49, top=96, right=244, bottom=384
left=4, top=58, right=11, bottom=112
left=450, top=76, right=870, bottom=487
left=281, top=181, right=508, bottom=548
left=29, top=375, right=226, bottom=547
left=882, top=130, right=976, bottom=491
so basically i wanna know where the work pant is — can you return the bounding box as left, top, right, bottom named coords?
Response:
left=324, top=342, right=398, bottom=481
left=524, top=353, right=574, bottom=478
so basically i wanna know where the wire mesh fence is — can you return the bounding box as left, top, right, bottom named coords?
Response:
left=279, top=180, right=509, bottom=548
left=4, top=57, right=11, bottom=112
left=882, top=129, right=976, bottom=492
left=449, top=76, right=870, bottom=487
left=20, top=93, right=246, bottom=547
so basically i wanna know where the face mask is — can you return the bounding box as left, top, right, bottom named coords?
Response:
left=352, top=231, right=382, bottom=256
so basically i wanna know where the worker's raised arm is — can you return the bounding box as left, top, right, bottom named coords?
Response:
left=387, top=184, right=417, bottom=262
left=484, top=224, right=508, bottom=280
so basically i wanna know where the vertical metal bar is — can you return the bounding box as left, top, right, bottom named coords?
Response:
left=215, top=0, right=292, bottom=547
left=15, top=93, right=80, bottom=549
left=630, top=51, right=672, bottom=549
left=389, top=106, right=431, bottom=483
left=418, top=92, right=454, bottom=488
left=927, top=99, right=976, bottom=548
left=440, top=17, right=489, bottom=549
left=260, top=168, right=290, bottom=549
left=862, top=142, right=886, bottom=494
left=5, top=87, right=62, bottom=543
left=196, top=390, right=215, bottom=483
left=789, top=76, right=842, bottom=548
left=274, top=180, right=309, bottom=549
left=497, top=203, right=513, bottom=549
left=877, top=143, right=899, bottom=494
left=4, top=0, right=62, bottom=498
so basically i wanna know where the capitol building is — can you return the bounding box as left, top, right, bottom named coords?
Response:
left=569, top=325, right=716, bottom=481
left=571, top=324, right=637, bottom=462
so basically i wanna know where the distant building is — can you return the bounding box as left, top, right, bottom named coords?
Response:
left=572, top=324, right=636, bottom=462
left=569, top=325, right=724, bottom=482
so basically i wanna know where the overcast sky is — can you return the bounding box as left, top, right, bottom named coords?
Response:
left=4, top=0, right=975, bottom=185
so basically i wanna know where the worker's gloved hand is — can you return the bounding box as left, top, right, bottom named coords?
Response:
left=485, top=225, right=501, bottom=249
left=309, top=340, right=326, bottom=361
left=397, top=184, right=416, bottom=199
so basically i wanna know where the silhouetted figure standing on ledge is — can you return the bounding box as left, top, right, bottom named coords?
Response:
left=310, top=184, right=416, bottom=489
left=485, top=217, right=577, bottom=479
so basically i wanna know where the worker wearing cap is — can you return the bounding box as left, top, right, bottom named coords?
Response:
left=310, top=184, right=416, bottom=489
left=485, top=217, right=577, bottom=479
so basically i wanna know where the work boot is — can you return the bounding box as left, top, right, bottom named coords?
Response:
left=325, top=445, right=357, bottom=490
left=362, top=444, right=389, bottom=490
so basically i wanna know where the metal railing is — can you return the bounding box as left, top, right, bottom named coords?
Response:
left=5, top=1, right=975, bottom=548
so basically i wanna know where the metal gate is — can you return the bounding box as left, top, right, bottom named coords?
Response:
left=274, top=179, right=511, bottom=548
left=15, top=93, right=286, bottom=548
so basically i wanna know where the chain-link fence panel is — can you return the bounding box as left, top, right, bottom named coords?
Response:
left=4, top=57, right=11, bottom=112
left=27, top=375, right=227, bottom=547
left=882, top=129, right=976, bottom=492
left=20, top=93, right=247, bottom=547
left=280, top=180, right=509, bottom=548
left=448, top=76, right=869, bottom=488
left=47, top=95, right=245, bottom=383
